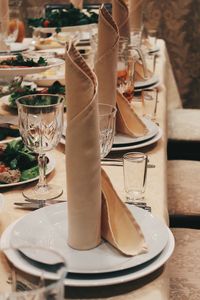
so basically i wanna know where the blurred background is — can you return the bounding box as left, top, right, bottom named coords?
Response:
left=16, top=0, right=200, bottom=108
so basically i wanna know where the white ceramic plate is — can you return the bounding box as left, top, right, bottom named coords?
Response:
left=6, top=202, right=169, bottom=274
left=135, top=75, right=159, bottom=90
left=32, top=23, right=97, bottom=34
left=112, top=128, right=162, bottom=151
left=0, top=43, right=29, bottom=54
left=0, top=152, right=55, bottom=188
left=114, top=118, right=159, bottom=146
left=0, top=58, right=64, bottom=77
left=1, top=220, right=174, bottom=287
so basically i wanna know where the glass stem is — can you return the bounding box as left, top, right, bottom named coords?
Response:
left=37, top=153, right=47, bottom=190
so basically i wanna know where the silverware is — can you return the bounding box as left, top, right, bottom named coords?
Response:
left=101, top=159, right=155, bottom=168
left=14, top=199, right=66, bottom=210
left=125, top=201, right=152, bottom=212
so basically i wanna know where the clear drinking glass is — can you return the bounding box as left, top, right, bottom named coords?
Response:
left=142, top=87, right=158, bottom=120
left=16, top=94, right=64, bottom=201
left=99, top=103, right=117, bottom=158
left=1, top=245, right=67, bottom=299
left=123, top=152, right=148, bottom=203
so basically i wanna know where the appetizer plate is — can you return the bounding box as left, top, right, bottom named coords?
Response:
left=0, top=152, right=55, bottom=188
left=32, top=23, right=97, bottom=34
left=6, top=203, right=169, bottom=274
left=1, top=204, right=174, bottom=287
left=111, top=128, right=162, bottom=151
left=134, top=75, right=159, bottom=90
left=0, top=43, right=29, bottom=54
left=114, top=117, right=159, bottom=146
left=0, top=57, right=64, bottom=77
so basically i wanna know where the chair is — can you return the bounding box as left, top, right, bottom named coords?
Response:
left=168, top=160, right=200, bottom=228
left=167, top=109, right=200, bottom=160
left=169, top=228, right=200, bottom=299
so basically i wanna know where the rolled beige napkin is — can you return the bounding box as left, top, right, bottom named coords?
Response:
left=70, top=0, right=83, bottom=9
left=65, top=43, right=101, bottom=250
left=112, top=0, right=130, bottom=39
left=129, top=0, right=144, bottom=30
left=101, top=168, right=147, bottom=256
left=0, top=0, right=9, bottom=51
left=135, top=60, right=152, bottom=81
left=95, top=5, right=119, bottom=106
left=116, top=90, right=148, bottom=137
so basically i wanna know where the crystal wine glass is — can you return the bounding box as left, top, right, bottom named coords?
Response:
left=99, top=103, right=117, bottom=158
left=16, top=94, right=64, bottom=201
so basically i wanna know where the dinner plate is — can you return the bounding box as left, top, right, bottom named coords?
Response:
left=0, top=57, right=64, bottom=77
left=111, top=128, right=162, bottom=151
left=6, top=202, right=169, bottom=274
left=114, top=118, right=159, bottom=146
left=0, top=218, right=174, bottom=287
left=134, top=75, right=159, bottom=90
left=0, top=152, right=55, bottom=188
left=0, top=43, right=29, bottom=54
left=32, top=23, right=97, bottom=34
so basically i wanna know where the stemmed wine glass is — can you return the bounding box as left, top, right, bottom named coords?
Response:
left=98, top=103, right=117, bottom=158
left=16, top=94, right=64, bottom=201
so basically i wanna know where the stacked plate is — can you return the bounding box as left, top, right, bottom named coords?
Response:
left=112, top=117, right=162, bottom=151
left=1, top=203, right=174, bottom=287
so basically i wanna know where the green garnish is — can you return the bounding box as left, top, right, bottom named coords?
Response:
left=28, top=4, right=98, bottom=28
left=0, top=54, right=47, bottom=67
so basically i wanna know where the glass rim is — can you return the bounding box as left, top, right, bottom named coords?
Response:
left=123, top=152, right=148, bottom=160
left=16, top=94, right=65, bottom=108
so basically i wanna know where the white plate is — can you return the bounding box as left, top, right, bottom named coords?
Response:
left=135, top=75, right=159, bottom=90
left=0, top=43, right=29, bottom=54
left=0, top=58, right=64, bottom=77
left=114, top=118, right=159, bottom=146
left=6, top=202, right=169, bottom=274
left=112, top=128, right=162, bottom=151
left=148, top=45, right=160, bottom=54
left=32, top=23, right=97, bottom=34
left=0, top=152, right=55, bottom=188
left=1, top=220, right=174, bottom=287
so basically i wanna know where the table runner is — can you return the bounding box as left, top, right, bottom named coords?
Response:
left=0, top=39, right=180, bottom=299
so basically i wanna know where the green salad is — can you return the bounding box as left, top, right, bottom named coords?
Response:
left=0, top=54, right=47, bottom=68
left=9, top=81, right=65, bottom=108
left=0, top=140, right=39, bottom=184
left=28, top=4, right=98, bottom=28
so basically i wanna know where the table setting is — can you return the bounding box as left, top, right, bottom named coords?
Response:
left=0, top=0, right=175, bottom=299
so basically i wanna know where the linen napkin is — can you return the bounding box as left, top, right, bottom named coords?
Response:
left=70, top=0, right=83, bottom=9
left=0, top=0, right=9, bottom=51
left=65, top=43, right=101, bottom=250
left=116, top=90, right=148, bottom=137
left=95, top=5, right=119, bottom=106
left=101, top=168, right=147, bottom=256
left=135, top=60, right=152, bottom=81
left=129, top=0, right=144, bottom=30
left=112, top=0, right=130, bottom=39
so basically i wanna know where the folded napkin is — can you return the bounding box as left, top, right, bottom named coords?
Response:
left=112, top=0, right=130, bottom=39
left=116, top=90, right=148, bottom=137
left=0, top=0, right=9, bottom=51
left=65, top=43, right=101, bottom=250
left=101, top=168, right=147, bottom=256
left=70, top=0, right=83, bottom=9
left=134, top=60, right=152, bottom=81
left=95, top=5, right=119, bottom=106
left=129, top=0, right=144, bottom=30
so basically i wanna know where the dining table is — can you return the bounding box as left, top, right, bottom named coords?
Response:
left=0, top=38, right=182, bottom=299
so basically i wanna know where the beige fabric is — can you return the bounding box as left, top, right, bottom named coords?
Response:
left=0, top=0, right=9, bottom=51
left=95, top=5, right=119, bottom=106
left=101, top=168, right=147, bottom=256
left=116, top=90, right=148, bottom=137
left=168, top=160, right=200, bottom=216
left=169, top=228, right=200, bottom=300
left=65, top=43, right=101, bottom=250
left=70, top=0, right=83, bottom=9
left=112, top=0, right=130, bottom=39
left=168, top=109, right=200, bottom=141
left=135, top=61, right=152, bottom=81
left=129, top=0, right=144, bottom=30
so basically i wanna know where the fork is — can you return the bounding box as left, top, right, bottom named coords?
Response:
left=14, top=199, right=66, bottom=210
